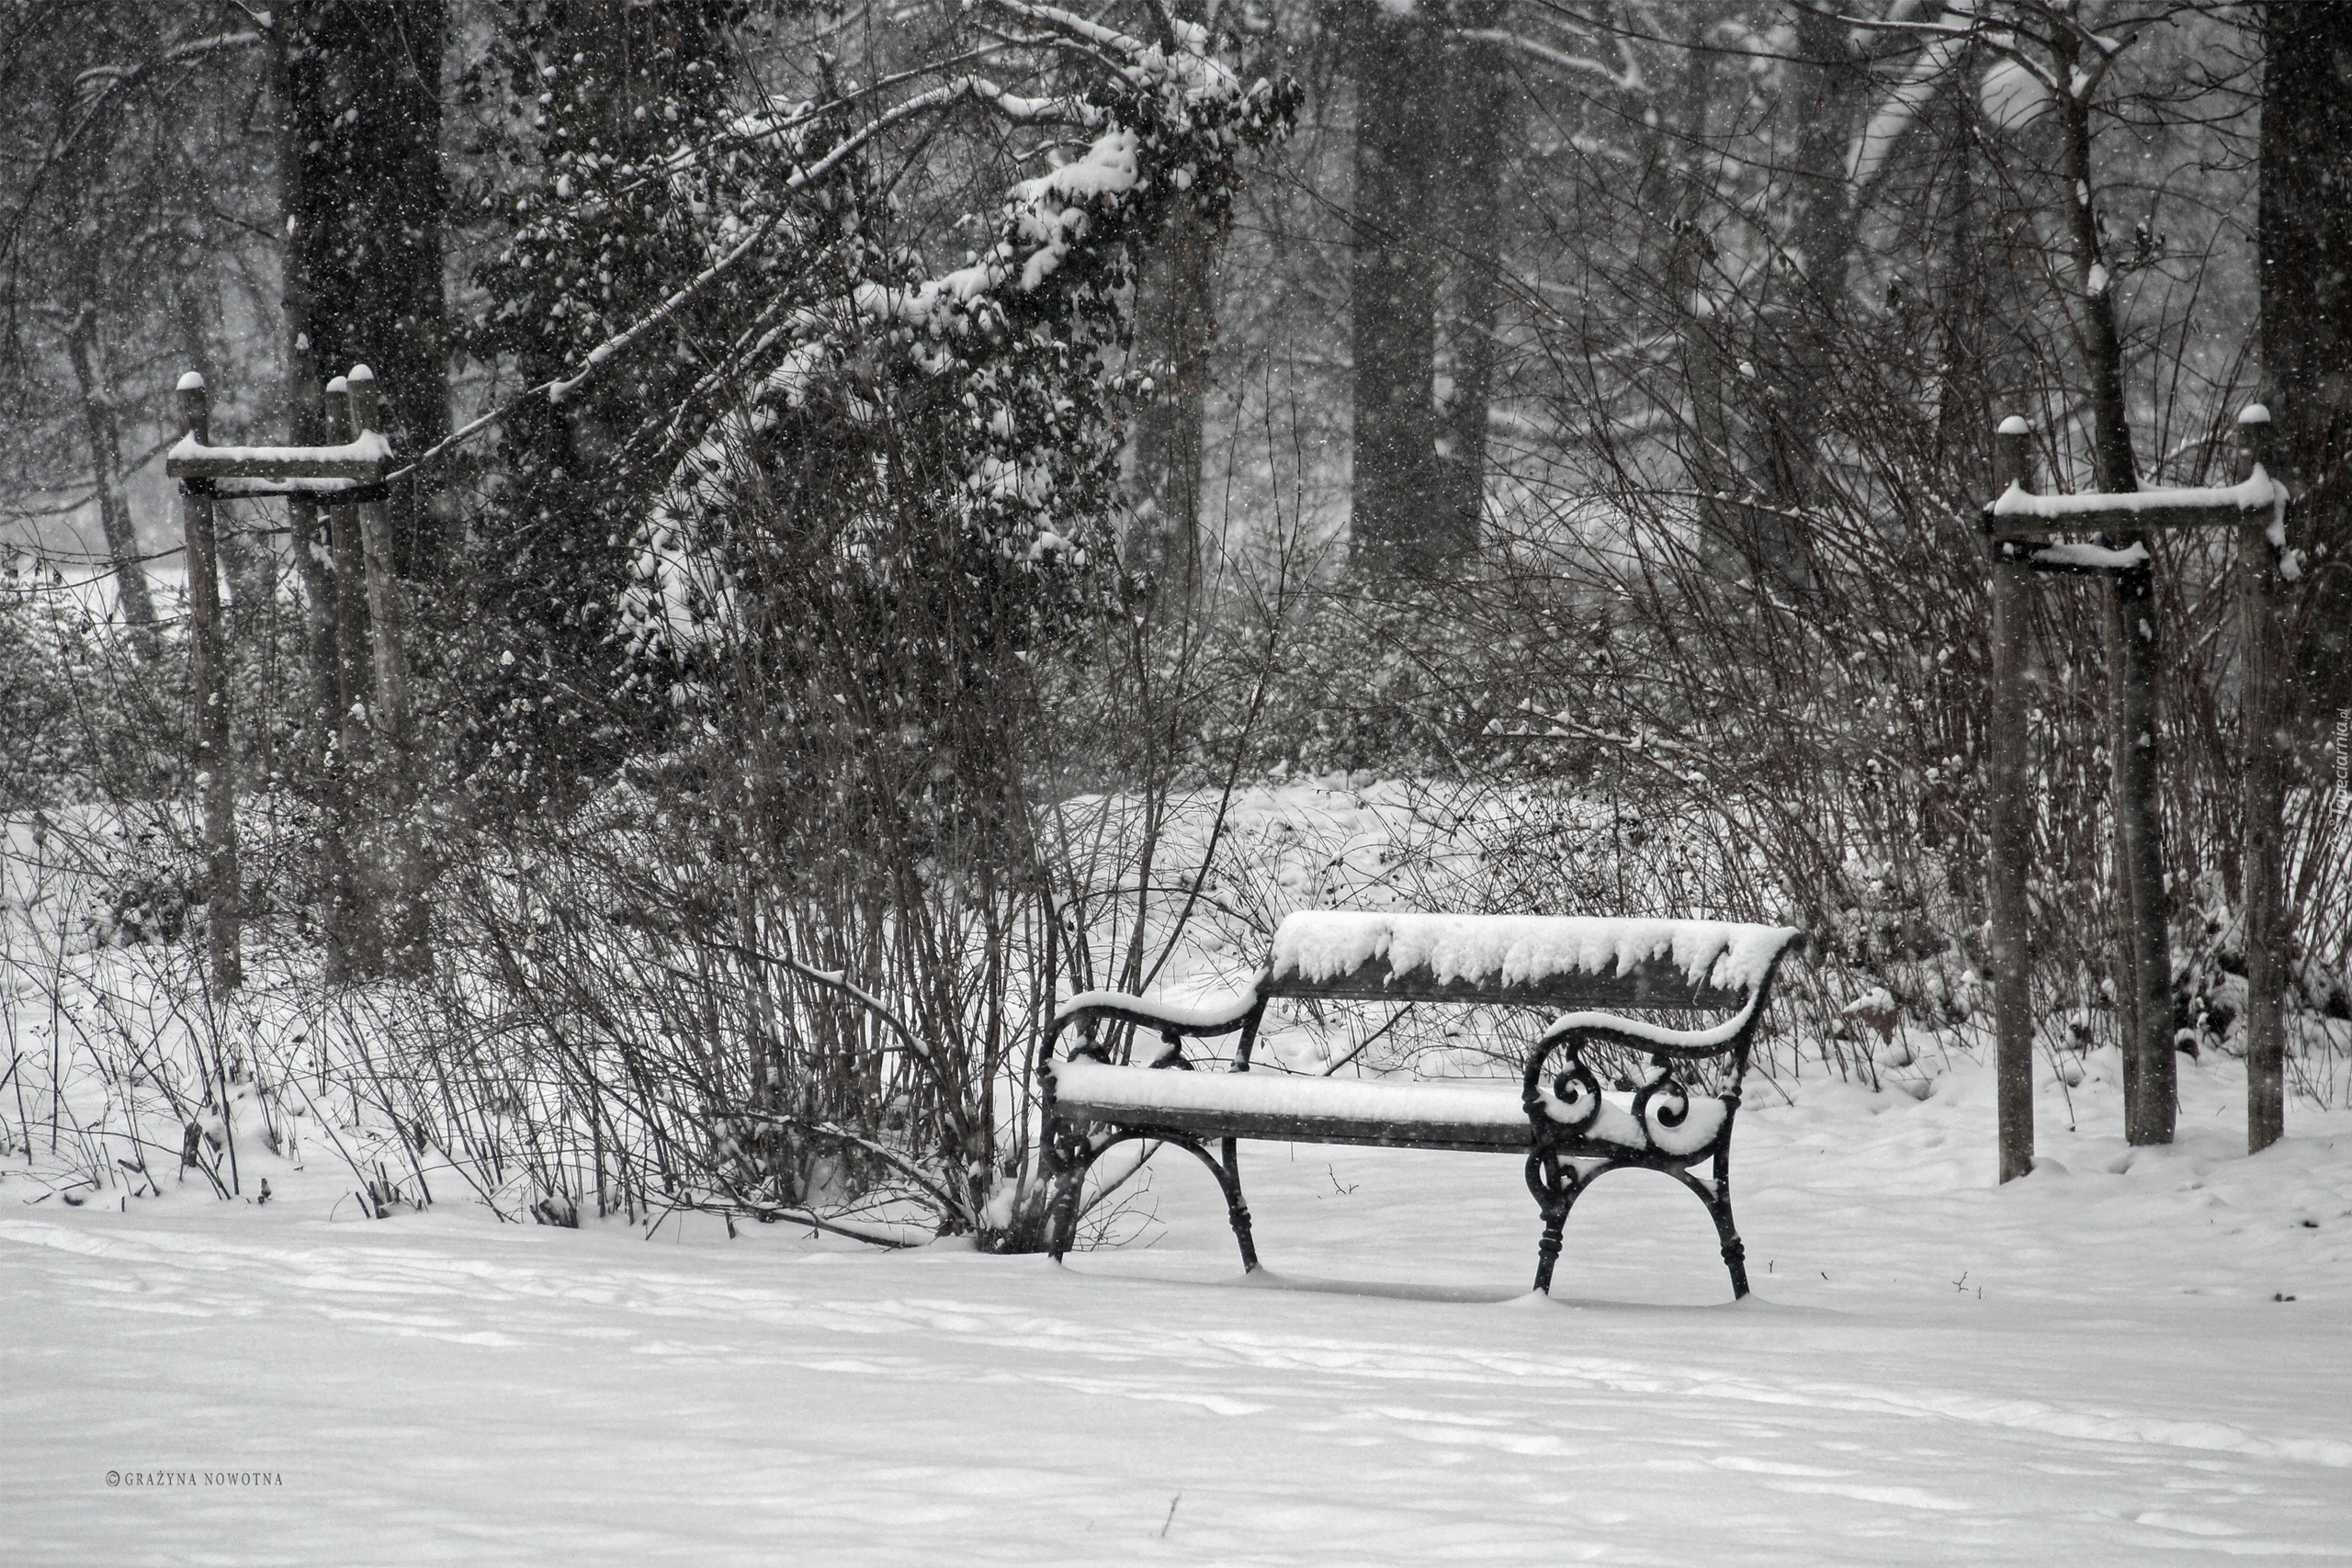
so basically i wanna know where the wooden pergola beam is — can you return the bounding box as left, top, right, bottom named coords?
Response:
left=164, top=433, right=390, bottom=483
left=1982, top=472, right=2285, bottom=538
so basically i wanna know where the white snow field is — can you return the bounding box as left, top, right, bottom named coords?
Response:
left=5, top=1046, right=2349, bottom=1566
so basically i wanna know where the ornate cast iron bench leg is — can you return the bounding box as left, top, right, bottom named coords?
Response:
left=1220, top=1135, right=1261, bottom=1273
left=1045, top=1124, right=1261, bottom=1273
left=1043, top=1118, right=1092, bottom=1264
left=1712, top=1137, right=1750, bottom=1299
left=1671, top=1165, right=1749, bottom=1300
left=1525, top=1146, right=1583, bottom=1294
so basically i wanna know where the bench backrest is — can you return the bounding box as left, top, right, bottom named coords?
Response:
left=1263, top=911, right=1802, bottom=1015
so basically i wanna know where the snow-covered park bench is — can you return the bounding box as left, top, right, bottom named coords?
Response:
left=1041, top=912, right=1806, bottom=1299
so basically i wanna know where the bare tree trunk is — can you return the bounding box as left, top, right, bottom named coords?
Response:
left=1433, top=8, right=1509, bottom=563
left=1129, top=0, right=1219, bottom=595
left=287, top=0, right=452, bottom=580
left=2056, top=68, right=2174, bottom=1146
left=1931, top=62, right=1985, bottom=464
left=1989, top=421, right=2037, bottom=1182
left=177, top=378, right=241, bottom=992
left=62, top=304, right=156, bottom=639
left=1349, top=0, right=1447, bottom=579
left=1670, top=30, right=1738, bottom=569
left=1132, top=191, right=1216, bottom=597
left=2259, top=5, right=2352, bottom=727
left=1765, top=0, right=1865, bottom=520
left=2247, top=4, right=2352, bottom=1149
left=266, top=13, right=369, bottom=980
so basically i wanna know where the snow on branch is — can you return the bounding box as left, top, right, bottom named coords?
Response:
left=1848, top=31, right=1965, bottom=186
left=71, top=29, right=263, bottom=99
left=404, top=69, right=1104, bottom=475
left=400, top=27, right=1215, bottom=482
left=620, top=4, right=1296, bottom=680
left=1840, top=5, right=2143, bottom=107
left=1454, top=28, right=1645, bottom=96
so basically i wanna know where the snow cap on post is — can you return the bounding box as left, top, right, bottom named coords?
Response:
left=325, top=375, right=349, bottom=394
left=175, top=371, right=209, bottom=439
left=2235, top=402, right=2274, bottom=478
left=1993, top=416, right=2032, bottom=498
left=344, top=364, right=380, bottom=440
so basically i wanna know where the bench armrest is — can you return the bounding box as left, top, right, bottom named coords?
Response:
left=1050, top=976, right=1269, bottom=1051
left=1533, top=988, right=1766, bottom=1060
left=1521, top=930, right=1804, bottom=1101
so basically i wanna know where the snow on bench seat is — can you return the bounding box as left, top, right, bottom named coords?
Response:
left=1266, top=911, right=1801, bottom=1010
left=1049, top=1059, right=1727, bottom=1158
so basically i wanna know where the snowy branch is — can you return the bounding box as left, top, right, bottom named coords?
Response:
left=1848, top=32, right=1966, bottom=187
left=1455, top=28, right=1643, bottom=95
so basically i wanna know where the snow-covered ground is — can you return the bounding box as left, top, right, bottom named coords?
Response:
left=6, top=1045, right=2348, bottom=1566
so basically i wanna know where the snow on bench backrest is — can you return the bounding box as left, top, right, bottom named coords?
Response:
left=1265, top=912, right=1801, bottom=1013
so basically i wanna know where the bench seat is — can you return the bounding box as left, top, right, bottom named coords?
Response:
left=1050, top=1059, right=1730, bottom=1157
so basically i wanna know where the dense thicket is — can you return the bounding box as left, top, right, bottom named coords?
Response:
left=3, top=1, right=2347, bottom=1232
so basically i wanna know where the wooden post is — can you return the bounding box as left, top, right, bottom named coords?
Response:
left=292, top=469, right=353, bottom=981
left=2109, top=539, right=2176, bottom=1146
left=1988, top=417, right=2036, bottom=1182
left=176, top=372, right=241, bottom=991
left=323, top=378, right=373, bottom=758
left=345, top=366, right=428, bottom=976
left=2236, top=404, right=2287, bottom=1152
left=322, top=377, right=380, bottom=978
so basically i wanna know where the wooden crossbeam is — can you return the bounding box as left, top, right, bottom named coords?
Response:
left=1982, top=470, right=2285, bottom=538
left=1995, top=538, right=2149, bottom=577
left=164, top=431, right=391, bottom=484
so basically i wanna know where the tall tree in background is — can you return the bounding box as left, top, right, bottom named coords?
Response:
left=2258, top=4, right=2352, bottom=726
left=0, top=4, right=263, bottom=628
left=1131, top=191, right=1216, bottom=589
left=457, top=0, right=744, bottom=803
left=1348, top=0, right=1449, bottom=578
left=59, top=111, right=159, bottom=637
left=1761, top=1, right=1866, bottom=512
left=1433, top=6, right=1510, bottom=555
left=288, top=0, right=452, bottom=577
left=1130, top=0, right=1219, bottom=596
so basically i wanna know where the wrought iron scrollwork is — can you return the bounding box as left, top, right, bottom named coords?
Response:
left=1544, top=1050, right=1604, bottom=1133
left=1045, top=1117, right=1098, bottom=1175
left=1518, top=1021, right=1754, bottom=1298
left=1632, top=1053, right=1690, bottom=1145
left=1069, top=1017, right=1113, bottom=1066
